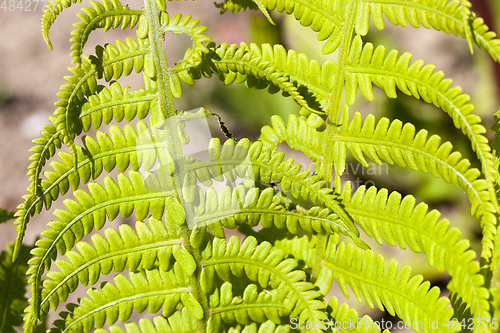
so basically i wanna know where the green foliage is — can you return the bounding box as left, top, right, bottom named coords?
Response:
left=0, top=243, right=32, bottom=333
left=5, top=0, right=500, bottom=332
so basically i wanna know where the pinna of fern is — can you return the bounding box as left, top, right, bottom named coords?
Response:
left=3, top=0, right=500, bottom=332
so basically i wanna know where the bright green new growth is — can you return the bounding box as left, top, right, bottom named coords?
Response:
left=2, top=0, right=500, bottom=332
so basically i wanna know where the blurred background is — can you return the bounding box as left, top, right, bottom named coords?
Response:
left=1, top=0, right=500, bottom=331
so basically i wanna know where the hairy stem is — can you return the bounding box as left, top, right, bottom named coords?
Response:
left=144, top=0, right=209, bottom=330
left=313, top=0, right=359, bottom=281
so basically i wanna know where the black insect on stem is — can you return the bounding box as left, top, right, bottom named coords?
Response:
left=210, top=111, right=236, bottom=140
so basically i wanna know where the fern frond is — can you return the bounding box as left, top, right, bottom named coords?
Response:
left=93, top=314, right=198, bottom=333
left=346, top=35, right=499, bottom=257
left=327, top=295, right=388, bottom=333
left=216, top=0, right=500, bottom=60
left=260, top=113, right=325, bottom=161
left=214, top=0, right=258, bottom=14
left=214, top=0, right=276, bottom=25
left=236, top=0, right=343, bottom=54
left=260, top=110, right=497, bottom=257
left=210, top=37, right=493, bottom=195
left=335, top=109, right=488, bottom=207
left=158, top=12, right=213, bottom=99
left=180, top=138, right=360, bottom=240
left=186, top=185, right=362, bottom=248
left=26, top=171, right=176, bottom=322
left=316, top=241, right=457, bottom=333
left=37, top=216, right=183, bottom=320
left=41, top=223, right=291, bottom=332
left=0, top=243, right=31, bottom=333
left=356, top=0, right=500, bottom=61
left=42, top=0, right=84, bottom=50
left=93, top=317, right=290, bottom=333
left=214, top=42, right=327, bottom=107
left=337, top=108, right=496, bottom=260
left=55, top=44, right=153, bottom=145
left=53, top=122, right=155, bottom=201
left=93, top=37, right=149, bottom=81
left=14, top=37, right=153, bottom=260
left=53, top=35, right=151, bottom=147
left=346, top=36, right=499, bottom=234
left=80, top=82, right=154, bottom=131
left=0, top=208, right=15, bottom=224
left=209, top=282, right=286, bottom=326
left=191, top=138, right=327, bottom=200
left=14, top=121, right=157, bottom=263
left=13, top=121, right=62, bottom=260
left=340, top=182, right=490, bottom=331
left=53, top=58, right=100, bottom=145
left=202, top=236, right=327, bottom=326
left=231, top=321, right=297, bottom=333
left=271, top=234, right=318, bottom=272
left=45, top=236, right=313, bottom=332
left=159, top=12, right=212, bottom=68
left=69, top=0, right=142, bottom=64
left=51, top=269, right=194, bottom=333
left=175, top=42, right=323, bottom=114
left=43, top=36, right=150, bottom=149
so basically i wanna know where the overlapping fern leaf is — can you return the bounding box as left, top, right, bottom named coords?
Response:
left=217, top=0, right=500, bottom=60
left=339, top=181, right=490, bottom=331
left=260, top=108, right=496, bottom=257
left=316, top=240, right=458, bottom=333
left=13, top=0, right=500, bottom=332
left=0, top=243, right=32, bottom=333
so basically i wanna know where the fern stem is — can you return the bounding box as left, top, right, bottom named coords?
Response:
left=180, top=224, right=211, bottom=329
left=144, top=1, right=209, bottom=330
left=319, top=0, right=358, bottom=183
left=314, top=0, right=359, bottom=281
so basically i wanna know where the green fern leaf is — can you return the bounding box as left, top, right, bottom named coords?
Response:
left=159, top=12, right=212, bottom=68
left=93, top=317, right=290, bottom=333
left=214, top=0, right=259, bottom=14
left=336, top=109, right=496, bottom=259
left=316, top=241, right=458, bottom=333
left=271, top=234, right=318, bottom=272
left=14, top=121, right=157, bottom=261
left=261, top=109, right=497, bottom=260
left=13, top=121, right=62, bottom=260
left=340, top=181, right=490, bottom=331
left=179, top=138, right=360, bottom=240
left=175, top=43, right=323, bottom=114
left=185, top=184, right=362, bottom=247
left=80, top=82, right=154, bottom=131
left=202, top=236, right=327, bottom=326
left=93, top=37, right=149, bottom=81
left=356, top=0, right=500, bottom=61
left=37, top=216, right=182, bottom=320
left=70, top=0, right=142, bottom=64
left=0, top=243, right=31, bottom=333
left=52, top=269, right=191, bottom=333
left=42, top=0, right=85, bottom=50
left=327, top=295, right=389, bottom=333
left=94, top=313, right=199, bottom=333
left=0, top=208, right=15, bottom=224
left=14, top=36, right=154, bottom=260
left=346, top=36, right=499, bottom=236
left=209, top=282, right=286, bottom=326
left=260, top=114, right=325, bottom=161
left=54, top=50, right=153, bottom=145
left=229, top=0, right=342, bottom=54
left=51, top=35, right=151, bottom=149
left=26, top=171, right=177, bottom=322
